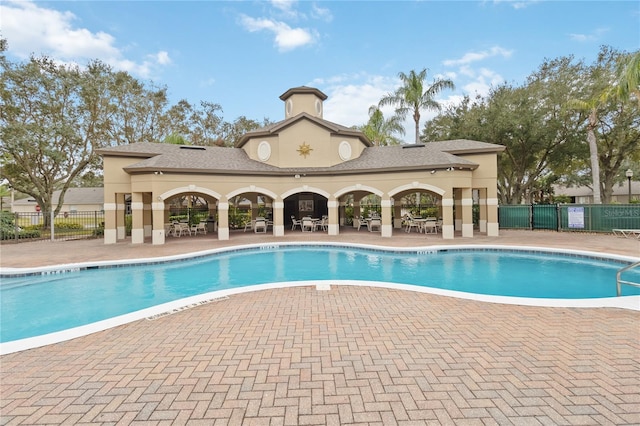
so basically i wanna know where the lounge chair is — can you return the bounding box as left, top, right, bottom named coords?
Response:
left=612, top=229, right=640, bottom=239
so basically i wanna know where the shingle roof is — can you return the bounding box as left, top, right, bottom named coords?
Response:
left=236, top=112, right=372, bottom=148
left=98, top=140, right=504, bottom=177
left=12, top=187, right=104, bottom=205
left=279, top=86, right=328, bottom=101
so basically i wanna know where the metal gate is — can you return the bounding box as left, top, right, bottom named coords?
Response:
left=532, top=204, right=558, bottom=230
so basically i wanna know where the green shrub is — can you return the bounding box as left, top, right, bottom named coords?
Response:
left=18, top=229, right=41, bottom=239
left=0, top=211, right=16, bottom=237
left=54, top=220, right=84, bottom=230
left=93, top=222, right=105, bottom=237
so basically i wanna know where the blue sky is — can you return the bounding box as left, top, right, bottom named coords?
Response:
left=2, top=0, right=639, bottom=142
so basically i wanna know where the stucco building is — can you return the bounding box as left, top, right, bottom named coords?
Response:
left=98, top=87, right=505, bottom=245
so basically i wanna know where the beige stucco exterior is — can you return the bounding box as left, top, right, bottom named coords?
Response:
left=99, top=87, right=505, bottom=245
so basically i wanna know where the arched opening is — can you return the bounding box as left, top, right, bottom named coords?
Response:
left=284, top=191, right=328, bottom=227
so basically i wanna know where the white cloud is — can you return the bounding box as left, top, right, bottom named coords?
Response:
left=311, top=3, right=333, bottom=22
left=239, top=15, right=316, bottom=52
left=154, top=51, right=172, bottom=66
left=443, top=46, right=513, bottom=67
left=569, top=28, right=608, bottom=42
left=318, top=75, right=393, bottom=127
left=318, top=74, right=441, bottom=143
left=200, top=77, right=216, bottom=88
left=0, top=0, right=170, bottom=78
left=271, top=0, right=297, bottom=16
left=488, top=0, right=540, bottom=10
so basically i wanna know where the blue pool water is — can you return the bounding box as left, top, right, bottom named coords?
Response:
left=1, top=246, right=639, bottom=343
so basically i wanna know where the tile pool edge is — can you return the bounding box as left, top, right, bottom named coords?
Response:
left=1, top=242, right=638, bottom=277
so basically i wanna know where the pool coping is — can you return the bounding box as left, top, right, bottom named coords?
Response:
left=2, top=243, right=639, bottom=355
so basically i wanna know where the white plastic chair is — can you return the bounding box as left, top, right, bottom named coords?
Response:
left=192, top=221, right=207, bottom=235
left=368, top=218, right=381, bottom=232
left=254, top=218, right=267, bottom=233
left=301, top=217, right=315, bottom=232
left=291, top=216, right=302, bottom=230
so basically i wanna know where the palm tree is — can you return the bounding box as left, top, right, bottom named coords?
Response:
left=358, top=105, right=405, bottom=146
left=379, top=68, right=454, bottom=143
left=567, top=49, right=637, bottom=205
left=614, top=50, right=640, bottom=105
left=567, top=99, right=603, bottom=204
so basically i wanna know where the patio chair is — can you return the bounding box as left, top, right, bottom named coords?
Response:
left=423, top=220, right=437, bottom=234
left=254, top=218, right=267, bottom=233
left=355, top=216, right=365, bottom=231
left=301, top=217, right=315, bottom=232
left=368, top=218, right=381, bottom=232
left=244, top=220, right=255, bottom=232
left=291, top=216, right=302, bottom=230
left=404, top=215, right=420, bottom=233
left=192, top=221, right=207, bottom=235
left=174, top=222, right=191, bottom=237
left=320, top=215, right=328, bottom=231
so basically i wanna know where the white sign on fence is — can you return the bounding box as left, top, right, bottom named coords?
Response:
left=568, top=206, right=585, bottom=229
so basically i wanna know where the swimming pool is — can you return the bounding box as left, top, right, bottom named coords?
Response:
left=1, top=243, right=639, bottom=353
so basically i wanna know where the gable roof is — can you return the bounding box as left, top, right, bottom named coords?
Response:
left=236, top=112, right=372, bottom=148
left=98, top=140, right=504, bottom=177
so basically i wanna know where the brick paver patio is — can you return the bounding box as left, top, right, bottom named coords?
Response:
left=1, top=230, right=639, bottom=425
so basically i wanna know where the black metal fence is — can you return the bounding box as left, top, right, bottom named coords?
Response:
left=0, top=211, right=104, bottom=243
left=499, top=204, right=640, bottom=233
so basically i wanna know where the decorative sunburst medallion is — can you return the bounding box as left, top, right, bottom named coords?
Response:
left=297, top=142, right=313, bottom=158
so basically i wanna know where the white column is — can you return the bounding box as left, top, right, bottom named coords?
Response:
left=152, top=201, right=166, bottom=245
left=486, top=198, right=500, bottom=236
left=328, top=200, right=340, bottom=235
left=461, top=196, right=474, bottom=238
left=441, top=198, right=454, bottom=239
left=131, top=193, right=144, bottom=244
left=116, top=193, right=126, bottom=240
left=381, top=199, right=393, bottom=238
left=217, top=202, right=229, bottom=240
left=273, top=201, right=284, bottom=237
left=103, top=202, right=117, bottom=244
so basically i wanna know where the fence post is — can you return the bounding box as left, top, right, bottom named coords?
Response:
left=529, top=204, right=533, bottom=230
left=14, top=212, right=18, bottom=241
left=51, top=209, right=55, bottom=241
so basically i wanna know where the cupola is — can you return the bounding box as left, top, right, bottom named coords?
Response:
left=279, top=86, right=328, bottom=119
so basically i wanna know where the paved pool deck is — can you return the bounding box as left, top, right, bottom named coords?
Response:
left=1, top=230, right=639, bottom=425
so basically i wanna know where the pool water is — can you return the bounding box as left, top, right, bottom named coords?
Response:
left=1, top=247, right=639, bottom=343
